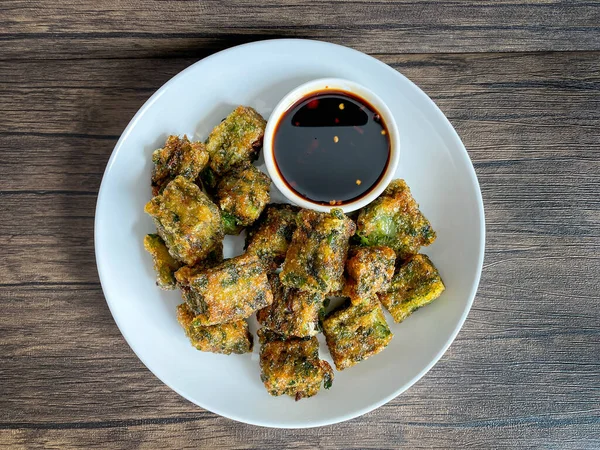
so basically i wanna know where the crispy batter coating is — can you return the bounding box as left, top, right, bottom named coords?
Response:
left=342, top=246, right=396, bottom=301
left=144, top=176, right=224, bottom=266
left=356, top=179, right=436, bottom=260
left=323, top=298, right=393, bottom=370
left=258, top=329, right=333, bottom=400
left=177, top=303, right=253, bottom=354
left=280, top=208, right=356, bottom=294
left=245, top=204, right=299, bottom=269
left=216, top=163, right=271, bottom=230
left=173, top=241, right=224, bottom=279
left=257, top=275, right=324, bottom=339
left=143, top=234, right=182, bottom=289
left=206, top=106, right=266, bottom=175
left=151, top=135, right=209, bottom=195
left=378, top=254, right=445, bottom=323
left=199, top=166, right=219, bottom=191
left=220, top=212, right=245, bottom=236
left=202, top=240, right=224, bottom=266
left=175, top=253, right=273, bottom=326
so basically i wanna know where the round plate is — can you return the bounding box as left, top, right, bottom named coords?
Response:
left=95, top=39, right=485, bottom=428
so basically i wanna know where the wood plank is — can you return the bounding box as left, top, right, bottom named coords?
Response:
left=0, top=285, right=598, bottom=448
left=0, top=135, right=111, bottom=193
left=2, top=52, right=599, bottom=138
left=2, top=1, right=600, bottom=59
left=0, top=193, right=98, bottom=284
left=2, top=419, right=599, bottom=450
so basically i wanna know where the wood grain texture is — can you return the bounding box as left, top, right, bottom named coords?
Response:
left=2, top=0, right=600, bottom=59
left=1, top=1, right=600, bottom=448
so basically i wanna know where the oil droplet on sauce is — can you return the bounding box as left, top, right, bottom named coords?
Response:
left=273, top=91, right=390, bottom=205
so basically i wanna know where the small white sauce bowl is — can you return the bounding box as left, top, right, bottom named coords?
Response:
left=263, top=78, right=400, bottom=213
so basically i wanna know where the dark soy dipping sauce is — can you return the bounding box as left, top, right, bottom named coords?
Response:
left=273, top=91, right=390, bottom=206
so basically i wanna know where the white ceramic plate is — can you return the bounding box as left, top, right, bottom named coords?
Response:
left=95, top=39, right=485, bottom=428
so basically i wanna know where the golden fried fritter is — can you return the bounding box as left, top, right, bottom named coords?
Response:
left=175, top=253, right=273, bottom=326
left=143, top=234, right=182, bottom=289
left=205, top=106, right=266, bottom=175
left=245, top=204, right=299, bottom=269
left=280, top=208, right=356, bottom=293
left=323, top=298, right=392, bottom=370
left=172, top=241, right=224, bottom=280
left=201, top=240, right=224, bottom=266
left=220, top=212, right=245, bottom=236
left=378, top=254, right=445, bottom=323
left=151, top=135, right=209, bottom=195
left=257, top=275, right=324, bottom=339
left=356, top=179, right=436, bottom=260
left=258, top=329, right=333, bottom=400
left=342, top=246, right=396, bottom=301
left=144, top=176, right=224, bottom=266
left=216, top=163, right=271, bottom=230
left=177, top=303, right=253, bottom=354
left=199, top=166, right=219, bottom=191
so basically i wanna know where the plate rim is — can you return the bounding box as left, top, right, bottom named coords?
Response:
left=94, top=38, right=486, bottom=429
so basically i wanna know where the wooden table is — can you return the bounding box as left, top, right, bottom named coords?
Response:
left=1, top=1, right=599, bottom=448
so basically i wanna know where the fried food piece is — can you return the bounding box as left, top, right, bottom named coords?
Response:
left=205, top=106, right=267, bottom=175
left=356, top=179, right=436, bottom=260
left=280, top=208, right=356, bottom=293
left=323, top=298, right=392, bottom=370
left=245, top=204, right=299, bottom=269
left=143, top=234, right=182, bottom=289
left=220, top=212, right=245, bottom=236
left=151, top=135, right=209, bottom=195
left=258, top=329, right=333, bottom=400
left=378, top=254, right=445, bottom=323
left=144, top=176, right=224, bottom=265
left=199, top=166, right=218, bottom=191
left=173, top=241, right=224, bottom=280
left=342, top=246, right=396, bottom=301
left=202, top=240, right=224, bottom=266
left=177, top=303, right=253, bottom=354
left=257, top=275, right=324, bottom=339
left=216, top=163, right=271, bottom=230
left=175, top=253, right=273, bottom=326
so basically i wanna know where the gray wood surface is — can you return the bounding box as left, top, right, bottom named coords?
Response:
left=1, top=1, right=599, bottom=449
left=3, top=0, right=600, bottom=59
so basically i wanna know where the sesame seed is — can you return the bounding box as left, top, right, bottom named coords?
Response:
left=333, top=136, right=339, bottom=143
left=329, top=200, right=336, bottom=206
left=356, top=179, right=362, bottom=185
left=381, top=129, right=387, bottom=135
left=339, top=103, right=345, bottom=110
